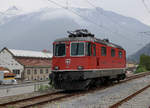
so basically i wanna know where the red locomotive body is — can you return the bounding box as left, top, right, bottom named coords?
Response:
left=50, top=29, right=126, bottom=90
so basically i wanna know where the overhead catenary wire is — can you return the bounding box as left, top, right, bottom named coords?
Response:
left=87, top=0, right=150, bottom=40
left=86, top=0, right=150, bottom=48
left=47, top=0, right=135, bottom=41
left=47, top=0, right=150, bottom=48
left=142, top=0, right=150, bottom=14
left=85, top=0, right=138, bottom=42
left=140, top=0, right=150, bottom=37
left=47, top=0, right=104, bottom=29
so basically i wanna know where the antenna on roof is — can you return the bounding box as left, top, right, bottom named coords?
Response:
left=67, top=29, right=95, bottom=38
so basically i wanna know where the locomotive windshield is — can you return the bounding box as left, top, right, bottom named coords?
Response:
left=71, top=42, right=84, bottom=56
left=54, top=43, right=66, bottom=56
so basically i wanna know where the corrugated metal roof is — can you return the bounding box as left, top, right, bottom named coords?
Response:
left=0, top=67, right=10, bottom=71
left=15, top=58, right=51, bottom=67
left=9, top=49, right=52, bottom=58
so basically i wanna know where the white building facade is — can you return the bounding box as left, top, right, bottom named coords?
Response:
left=0, top=48, right=52, bottom=81
left=0, top=48, right=24, bottom=78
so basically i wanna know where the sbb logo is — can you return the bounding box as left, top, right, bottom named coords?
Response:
left=65, top=59, right=71, bottom=65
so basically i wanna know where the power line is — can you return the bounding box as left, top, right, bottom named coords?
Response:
left=86, top=0, right=138, bottom=42
left=86, top=0, right=120, bottom=27
left=47, top=0, right=104, bottom=29
left=142, top=0, right=150, bottom=14
left=47, top=0, right=149, bottom=45
left=47, top=0, right=134, bottom=40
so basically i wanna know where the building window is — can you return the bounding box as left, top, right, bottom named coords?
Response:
left=119, top=51, right=123, bottom=58
left=40, top=69, right=43, bottom=74
left=101, top=47, right=106, bottom=56
left=34, top=69, right=37, bottom=74
left=46, top=69, right=49, bottom=74
left=111, top=49, right=115, bottom=57
left=13, top=70, right=20, bottom=75
left=27, top=69, right=30, bottom=75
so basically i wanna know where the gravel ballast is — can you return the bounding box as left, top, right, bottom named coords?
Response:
left=43, top=75, right=150, bottom=108
left=120, top=87, right=150, bottom=108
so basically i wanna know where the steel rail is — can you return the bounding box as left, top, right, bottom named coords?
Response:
left=0, top=91, right=61, bottom=108
left=20, top=93, right=76, bottom=108
left=0, top=72, right=150, bottom=108
left=109, top=84, right=150, bottom=108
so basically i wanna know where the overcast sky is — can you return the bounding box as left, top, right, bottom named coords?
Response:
left=0, top=0, right=150, bottom=25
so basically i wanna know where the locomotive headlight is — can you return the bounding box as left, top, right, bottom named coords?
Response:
left=77, top=66, right=84, bottom=70
left=54, top=66, right=59, bottom=70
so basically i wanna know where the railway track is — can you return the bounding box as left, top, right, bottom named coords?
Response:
left=0, top=91, right=74, bottom=108
left=109, top=83, right=150, bottom=108
left=0, top=72, right=150, bottom=108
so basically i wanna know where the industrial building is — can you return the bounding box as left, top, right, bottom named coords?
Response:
left=0, top=47, right=52, bottom=81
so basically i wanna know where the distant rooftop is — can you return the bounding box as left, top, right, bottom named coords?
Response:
left=8, top=49, right=52, bottom=59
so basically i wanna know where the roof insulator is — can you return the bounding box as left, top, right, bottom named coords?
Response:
left=103, top=39, right=109, bottom=43
left=67, top=29, right=94, bottom=38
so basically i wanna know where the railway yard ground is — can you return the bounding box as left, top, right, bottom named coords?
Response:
left=43, top=72, right=150, bottom=108
left=0, top=81, right=49, bottom=98
left=0, top=72, right=150, bottom=108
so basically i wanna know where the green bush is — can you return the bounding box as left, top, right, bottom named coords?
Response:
left=38, top=85, right=51, bottom=92
left=135, top=65, right=147, bottom=73
left=7, top=106, right=15, bottom=108
left=139, top=54, right=150, bottom=71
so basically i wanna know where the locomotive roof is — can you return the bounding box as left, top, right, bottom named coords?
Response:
left=54, top=36, right=124, bottom=50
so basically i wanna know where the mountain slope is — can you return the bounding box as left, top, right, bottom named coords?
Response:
left=0, top=7, right=150, bottom=55
left=128, top=42, right=150, bottom=62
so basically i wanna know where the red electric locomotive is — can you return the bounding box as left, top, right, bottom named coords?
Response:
left=49, top=29, right=126, bottom=90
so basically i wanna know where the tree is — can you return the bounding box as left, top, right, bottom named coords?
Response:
left=139, top=54, right=150, bottom=70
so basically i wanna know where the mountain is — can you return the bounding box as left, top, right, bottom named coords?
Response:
left=0, top=6, right=24, bottom=25
left=0, top=7, right=150, bottom=55
left=128, top=42, right=150, bottom=62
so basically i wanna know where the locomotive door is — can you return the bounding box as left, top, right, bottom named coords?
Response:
left=92, top=43, right=98, bottom=69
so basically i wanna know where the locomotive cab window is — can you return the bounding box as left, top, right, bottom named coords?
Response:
left=101, top=47, right=106, bottom=56
left=54, top=43, right=66, bottom=56
left=118, top=51, right=123, bottom=58
left=71, top=42, right=85, bottom=56
left=111, top=49, right=115, bottom=57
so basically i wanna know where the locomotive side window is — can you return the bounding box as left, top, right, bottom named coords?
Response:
left=118, top=51, right=123, bottom=58
left=111, top=49, right=115, bottom=57
left=101, top=47, right=106, bottom=56
left=54, top=43, right=66, bottom=56
left=86, top=42, right=92, bottom=56
left=71, top=42, right=84, bottom=56
left=93, top=44, right=96, bottom=56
